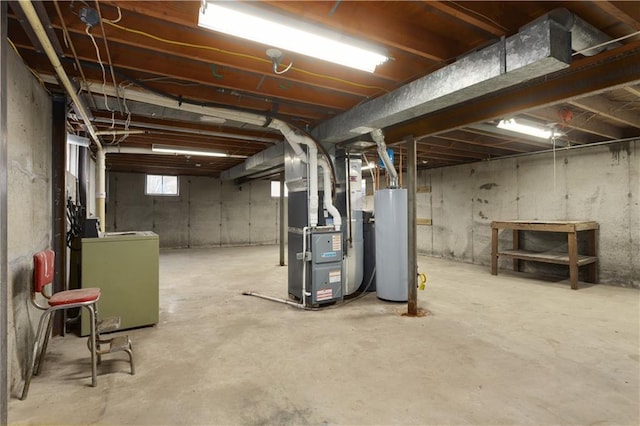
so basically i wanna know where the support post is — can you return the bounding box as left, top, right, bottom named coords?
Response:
left=52, top=95, right=66, bottom=335
left=279, top=172, right=285, bottom=266
left=1, top=2, right=8, bottom=420
left=568, top=230, right=579, bottom=290
left=406, top=136, right=418, bottom=316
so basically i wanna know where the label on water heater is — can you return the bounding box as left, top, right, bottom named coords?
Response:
left=317, top=288, right=333, bottom=301
left=332, top=234, right=341, bottom=251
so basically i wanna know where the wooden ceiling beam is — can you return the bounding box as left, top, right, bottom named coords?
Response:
left=41, top=28, right=361, bottom=112
left=261, top=0, right=456, bottom=62
left=595, top=1, right=640, bottom=30
left=569, top=95, right=640, bottom=129
left=14, top=48, right=330, bottom=124
left=418, top=137, right=517, bottom=158
left=416, top=143, right=488, bottom=160
left=91, top=111, right=282, bottom=144
left=44, top=4, right=397, bottom=99
left=95, top=1, right=426, bottom=84
left=422, top=1, right=506, bottom=37
left=525, top=107, right=628, bottom=140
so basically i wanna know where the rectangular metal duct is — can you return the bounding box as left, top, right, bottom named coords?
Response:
left=312, top=17, right=571, bottom=143
left=220, top=142, right=285, bottom=181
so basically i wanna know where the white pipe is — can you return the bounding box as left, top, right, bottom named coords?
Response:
left=96, top=150, right=106, bottom=233
left=18, top=1, right=107, bottom=230
left=269, top=120, right=318, bottom=227
left=95, top=130, right=145, bottom=136
left=370, top=129, right=398, bottom=188
left=82, top=80, right=270, bottom=128
left=302, top=226, right=309, bottom=307
left=318, top=158, right=342, bottom=231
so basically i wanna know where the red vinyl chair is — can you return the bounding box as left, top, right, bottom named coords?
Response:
left=21, top=250, right=101, bottom=400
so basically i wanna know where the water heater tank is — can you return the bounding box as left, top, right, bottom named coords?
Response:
left=374, top=188, right=408, bottom=301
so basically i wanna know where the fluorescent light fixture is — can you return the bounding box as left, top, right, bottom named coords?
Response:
left=67, top=133, right=90, bottom=147
left=361, top=162, right=376, bottom=171
left=152, top=144, right=228, bottom=157
left=198, top=1, right=388, bottom=73
left=497, top=118, right=555, bottom=140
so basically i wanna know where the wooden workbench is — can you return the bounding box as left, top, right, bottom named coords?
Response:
left=491, top=220, right=599, bottom=290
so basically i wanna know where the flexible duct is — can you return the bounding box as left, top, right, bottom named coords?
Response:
left=318, top=158, right=342, bottom=231
left=370, top=129, right=398, bottom=188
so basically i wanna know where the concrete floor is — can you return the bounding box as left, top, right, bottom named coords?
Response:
left=9, top=245, right=640, bottom=425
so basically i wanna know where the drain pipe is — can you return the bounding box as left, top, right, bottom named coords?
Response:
left=269, top=120, right=319, bottom=227
left=17, top=0, right=106, bottom=231
left=318, top=157, right=342, bottom=231
left=371, top=129, right=398, bottom=188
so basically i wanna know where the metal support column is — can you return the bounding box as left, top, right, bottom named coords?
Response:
left=406, top=136, right=418, bottom=316
left=1, top=2, right=9, bottom=421
left=279, top=172, right=285, bottom=266
left=51, top=95, right=66, bottom=335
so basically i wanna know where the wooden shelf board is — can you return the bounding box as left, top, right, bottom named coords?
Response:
left=498, top=249, right=598, bottom=266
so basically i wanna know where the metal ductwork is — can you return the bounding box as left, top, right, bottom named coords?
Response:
left=532, top=8, right=622, bottom=56
left=220, top=142, right=285, bottom=181
left=312, top=16, right=573, bottom=143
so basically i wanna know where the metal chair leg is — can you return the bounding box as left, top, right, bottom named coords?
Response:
left=34, top=312, right=55, bottom=376
left=86, top=304, right=98, bottom=387
left=21, top=311, right=52, bottom=400
left=125, top=340, right=135, bottom=375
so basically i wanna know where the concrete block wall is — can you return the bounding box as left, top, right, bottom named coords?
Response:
left=6, top=48, right=53, bottom=395
left=106, top=173, right=284, bottom=248
left=415, top=141, right=639, bottom=287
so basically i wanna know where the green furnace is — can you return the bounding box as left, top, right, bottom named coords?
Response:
left=80, top=232, right=159, bottom=336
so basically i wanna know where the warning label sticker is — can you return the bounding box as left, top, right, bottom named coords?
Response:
left=329, top=270, right=341, bottom=283
left=317, top=288, right=333, bottom=301
left=332, top=234, right=341, bottom=251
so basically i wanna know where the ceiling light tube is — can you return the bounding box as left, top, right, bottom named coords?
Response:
left=497, top=118, right=555, bottom=140
left=152, top=144, right=228, bottom=157
left=198, top=1, right=389, bottom=73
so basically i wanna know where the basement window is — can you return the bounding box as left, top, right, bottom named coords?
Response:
left=271, top=181, right=288, bottom=198
left=146, top=175, right=179, bottom=196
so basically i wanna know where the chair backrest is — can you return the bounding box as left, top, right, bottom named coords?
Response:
left=33, top=250, right=55, bottom=294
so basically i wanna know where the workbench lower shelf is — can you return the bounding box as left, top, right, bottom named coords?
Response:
left=491, top=220, right=599, bottom=290
left=497, top=250, right=598, bottom=266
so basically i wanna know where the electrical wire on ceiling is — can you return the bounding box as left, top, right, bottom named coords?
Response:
left=85, top=25, right=114, bottom=128
left=102, top=20, right=390, bottom=93
left=95, top=1, right=123, bottom=113
left=71, top=56, right=336, bottom=119
left=53, top=0, right=96, bottom=109
left=447, top=1, right=509, bottom=32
